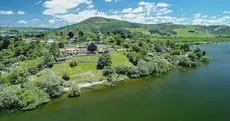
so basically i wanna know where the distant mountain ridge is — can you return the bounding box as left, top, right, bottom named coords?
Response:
left=49, top=17, right=230, bottom=38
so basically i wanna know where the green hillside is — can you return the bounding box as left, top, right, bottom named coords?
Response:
left=48, top=17, right=230, bottom=38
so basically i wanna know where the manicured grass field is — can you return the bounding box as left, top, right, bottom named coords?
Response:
left=110, top=52, right=133, bottom=67
left=51, top=52, right=131, bottom=81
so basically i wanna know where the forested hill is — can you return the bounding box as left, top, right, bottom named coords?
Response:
left=50, top=17, right=230, bottom=38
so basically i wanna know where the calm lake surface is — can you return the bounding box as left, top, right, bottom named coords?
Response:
left=1, top=43, right=230, bottom=121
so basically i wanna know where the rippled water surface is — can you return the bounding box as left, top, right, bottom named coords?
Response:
left=1, top=43, right=230, bottom=121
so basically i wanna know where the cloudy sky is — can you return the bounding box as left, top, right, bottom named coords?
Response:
left=1, top=0, right=230, bottom=28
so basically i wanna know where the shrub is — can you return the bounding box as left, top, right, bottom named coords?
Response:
left=128, top=66, right=140, bottom=78
left=115, top=65, right=132, bottom=75
left=41, top=76, right=64, bottom=98
left=137, top=59, right=150, bottom=77
left=69, top=60, right=78, bottom=68
left=171, top=49, right=182, bottom=55
left=62, top=73, right=70, bottom=81
left=180, top=44, right=190, bottom=52
left=18, top=88, right=50, bottom=110
left=201, top=56, right=210, bottom=63
left=0, top=85, right=22, bottom=109
left=188, top=52, right=198, bottom=61
left=68, top=83, right=81, bottom=98
left=103, top=67, right=115, bottom=76
left=8, top=67, right=30, bottom=85
left=153, top=59, right=171, bottom=74
left=178, top=56, right=192, bottom=67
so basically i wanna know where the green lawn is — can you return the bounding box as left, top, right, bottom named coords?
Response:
left=110, top=52, right=133, bottom=67
left=51, top=52, right=131, bottom=81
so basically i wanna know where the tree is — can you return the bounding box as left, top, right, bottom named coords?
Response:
left=41, top=76, right=64, bottom=98
left=181, top=44, right=190, bottom=52
left=0, top=85, right=22, bottom=109
left=18, top=88, right=50, bottom=110
left=43, top=55, right=55, bottom=68
left=78, top=31, right=84, bottom=37
left=68, top=83, right=81, bottom=98
left=8, top=67, right=30, bottom=85
left=67, top=32, right=74, bottom=39
left=97, top=52, right=112, bottom=69
left=127, top=52, right=142, bottom=65
left=87, top=42, right=98, bottom=52
left=137, top=59, right=150, bottom=77
left=49, top=43, right=60, bottom=58
left=103, top=67, right=115, bottom=76
left=128, top=66, right=140, bottom=78
left=115, top=65, right=132, bottom=75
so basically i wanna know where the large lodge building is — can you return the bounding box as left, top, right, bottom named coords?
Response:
left=60, top=48, right=89, bottom=55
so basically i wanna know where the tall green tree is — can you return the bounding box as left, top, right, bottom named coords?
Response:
left=97, top=52, right=112, bottom=69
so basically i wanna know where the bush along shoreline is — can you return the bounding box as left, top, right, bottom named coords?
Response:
left=0, top=37, right=209, bottom=112
left=101, top=42, right=209, bottom=83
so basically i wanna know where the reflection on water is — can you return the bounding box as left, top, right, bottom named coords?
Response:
left=1, top=42, right=230, bottom=121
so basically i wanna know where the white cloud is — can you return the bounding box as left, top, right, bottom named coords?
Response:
left=49, top=19, right=56, bottom=24
left=35, top=0, right=43, bottom=4
left=192, top=13, right=230, bottom=25
left=43, top=0, right=92, bottom=15
left=33, top=19, right=39, bottom=21
left=42, top=0, right=230, bottom=26
left=0, top=10, right=14, bottom=15
left=157, top=3, right=170, bottom=7
left=223, top=11, right=230, bottom=14
left=17, top=11, right=25, bottom=15
left=105, top=0, right=120, bottom=2
left=105, top=0, right=112, bottom=2
left=17, top=20, right=28, bottom=24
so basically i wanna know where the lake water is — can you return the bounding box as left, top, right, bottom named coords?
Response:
left=1, top=43, right=230, bottom=121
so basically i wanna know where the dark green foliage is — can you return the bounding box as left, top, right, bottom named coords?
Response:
left=97, top=52, right=112, bottom=69
left=0, top=85, right=22, bottom=109
left=188, top=53, right=198, bottom=61
left=202, top=50, right=207, bottom=56
left=178, top=56, right=196, bottom=67
left=68, top=83, right=81, bottom=98
left=67, top=32, right=74, bottom=39
left=180, top=44, right=190, bottom=52
left=194, top=47, right=202, bottom=58
left=43, top=55, right=55, bottom=68
left=49, top=43, right=60, bottom=58
left=137, top=59, right=150, bottom=77
left=18, top=87, right=50, bottom=110
left=87, top=42, right=98, bottom=51
left=128, top=66, right=140, bottom=78
left=153, top=59, right=171, bottom=74
left=127, top=52, right=142, bottom=65
left=103, top=67, right=115, bottom=76
left=78, top=31, right=84, bottom=37
left=115, top=65, right=132, bottom=75
left=201, top=56, right=210, bottom=63
left=8, top=68, right=30, bottom=85
left=41, top=77, right=64, bottom=98
left=62, top=73, right=70, bottom=81
left=171, top=49, right=182, bottom=55
left=69, top=60, right=78, bottom=68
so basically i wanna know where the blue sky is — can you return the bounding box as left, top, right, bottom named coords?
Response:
left=1, top=0, right=230, bottom=28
